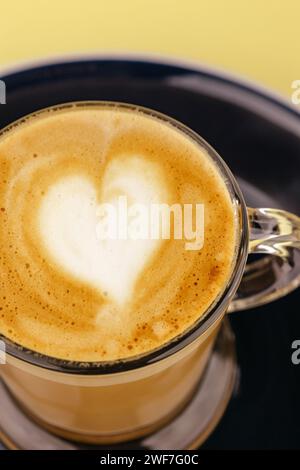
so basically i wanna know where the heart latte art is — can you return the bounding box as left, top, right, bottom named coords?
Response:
left=0, top=105, right=237, bottom=361
left=39, top=157, right=168, bottom=307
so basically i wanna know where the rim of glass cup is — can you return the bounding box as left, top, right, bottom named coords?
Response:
left=0, top=101, right=249, bottom=375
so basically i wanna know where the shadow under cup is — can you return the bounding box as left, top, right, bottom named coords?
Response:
left=0, top=102, right=249, bottom=444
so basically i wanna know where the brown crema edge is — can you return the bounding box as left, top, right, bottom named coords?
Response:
left=0, top=103, right=238, bottom=362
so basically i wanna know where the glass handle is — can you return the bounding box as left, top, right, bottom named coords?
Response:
left=228, top=208, right=300, bottom=312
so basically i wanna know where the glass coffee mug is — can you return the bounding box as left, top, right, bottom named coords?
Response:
left=0, top=102, right=300, bottom=445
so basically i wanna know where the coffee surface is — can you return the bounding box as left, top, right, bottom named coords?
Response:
left=0, top=105, right=237, bottom=362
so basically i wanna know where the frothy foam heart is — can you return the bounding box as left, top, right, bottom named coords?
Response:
left=38, top=155, right=169, bottom=306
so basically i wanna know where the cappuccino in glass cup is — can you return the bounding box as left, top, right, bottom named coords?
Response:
left=0, top=102, right=299, bottom=444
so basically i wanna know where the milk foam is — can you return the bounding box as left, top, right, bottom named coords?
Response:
left=39, top=157, right=169, bottom=306
left=0, top=105, right=237, bottom=361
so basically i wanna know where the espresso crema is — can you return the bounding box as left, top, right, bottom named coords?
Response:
left=0, top=104, right=237, bottom=361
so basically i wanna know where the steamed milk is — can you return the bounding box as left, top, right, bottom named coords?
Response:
left=0, top=105, right=237, bottom=362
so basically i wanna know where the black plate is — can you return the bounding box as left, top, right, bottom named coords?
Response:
left=0, top=56, right=300, bottom=449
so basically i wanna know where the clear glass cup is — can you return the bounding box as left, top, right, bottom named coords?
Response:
left=0, top=102, right=299, bottom=444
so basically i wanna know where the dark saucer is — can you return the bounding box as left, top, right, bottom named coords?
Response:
left=0, top=55, right=299, bottom=449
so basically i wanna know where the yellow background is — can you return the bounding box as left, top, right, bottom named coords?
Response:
left=0, top=0, right=299, bottom=97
